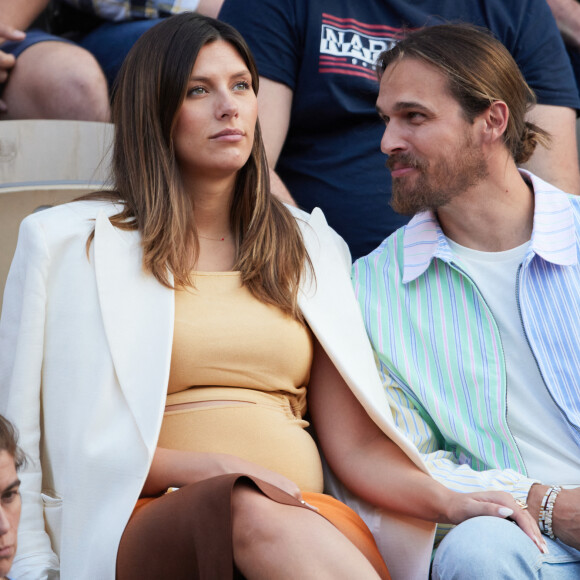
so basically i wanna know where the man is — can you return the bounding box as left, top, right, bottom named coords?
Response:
left=0, top=415, right=22, bottom=580
left=354, top=24, right=580, bottom=577
left=219, top=0, right=580, bottom=259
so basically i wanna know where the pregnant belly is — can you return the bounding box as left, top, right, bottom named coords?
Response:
left=159, top=391, right=323, bottom=493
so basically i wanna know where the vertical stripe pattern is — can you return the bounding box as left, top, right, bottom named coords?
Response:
left=353, top=171, right=580, bottom=500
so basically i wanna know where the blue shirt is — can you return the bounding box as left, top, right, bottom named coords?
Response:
left=220, top=0, right=580, bottom=259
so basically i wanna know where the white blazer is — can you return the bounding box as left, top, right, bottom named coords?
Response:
left=0, top=200, right=435, bottom=580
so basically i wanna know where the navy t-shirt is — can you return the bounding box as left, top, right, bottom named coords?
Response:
left=220, top=0, right=580, bottom=259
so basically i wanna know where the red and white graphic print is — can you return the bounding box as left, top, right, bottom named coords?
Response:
left=319, top=13, right=404, bottom=81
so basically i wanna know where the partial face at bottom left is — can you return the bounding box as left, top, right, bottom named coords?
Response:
left=0, top=450, right=20, bottom=579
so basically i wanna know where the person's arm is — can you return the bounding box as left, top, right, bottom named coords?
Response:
left=307, top=338, right=544, bottom=550
left=197, top=0, right=225, bottom=19
left=505, top=0, right=580, bottom=193
left=0, top=0, right=50, bottom=30
left=546, top=0, right=580, bottom=49
left=521, top=103, right=580, bottom=194
left=526, top=483, right=580, bottom=550
left=143, top=448, right=303, bottom=501
left=256, top=76, right=297, bottom=205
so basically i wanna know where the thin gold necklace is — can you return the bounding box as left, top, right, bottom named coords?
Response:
left=198, top=234, right=228, bottom=242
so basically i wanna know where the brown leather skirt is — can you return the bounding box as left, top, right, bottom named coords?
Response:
left=116, top=474, right=390, bottom=579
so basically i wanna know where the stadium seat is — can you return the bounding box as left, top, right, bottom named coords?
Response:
left=0, top=120, right=114, bottom=307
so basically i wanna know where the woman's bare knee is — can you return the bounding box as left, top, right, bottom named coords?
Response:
left=230, top=485, right=382, bottom=580
left=231, top=483, right=281, bottom=551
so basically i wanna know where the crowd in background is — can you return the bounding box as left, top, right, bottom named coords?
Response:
left=1, top=0, right=580, bottom=258
left=2, top=2, right=580, bottom=579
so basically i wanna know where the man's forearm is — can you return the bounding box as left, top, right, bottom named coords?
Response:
left=522, top=104, right=580, bottom=195
left=547, top=0, right=580, bottom=48
left=527, top=483, right=580, bottom=549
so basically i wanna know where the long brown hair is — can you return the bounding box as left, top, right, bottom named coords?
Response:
left=377, top=24, right=549, bottom=164
left=89, top=13, right=310, bottom=319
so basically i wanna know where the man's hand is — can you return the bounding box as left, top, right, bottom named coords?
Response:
left=528, top=484, right=580, bottom=549
left=0, top=21, right=25, bottom=111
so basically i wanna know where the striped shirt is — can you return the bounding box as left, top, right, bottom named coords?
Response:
left=61, top=0, right=200, bottom=21
left=353, top=171, right=580, bottom=541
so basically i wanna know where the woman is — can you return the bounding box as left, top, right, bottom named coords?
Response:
left=0, top=13, right=542, bottom=580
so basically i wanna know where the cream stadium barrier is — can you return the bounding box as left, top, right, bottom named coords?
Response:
left=0, top=120, right=114, bottom=308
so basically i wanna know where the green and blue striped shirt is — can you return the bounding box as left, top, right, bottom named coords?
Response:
left=354, top=171, right=580, bottom=538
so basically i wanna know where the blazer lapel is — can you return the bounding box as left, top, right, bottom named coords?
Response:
left=94, top=210, right=173, bottom=450
left=297, top=208, right=430, bottom=472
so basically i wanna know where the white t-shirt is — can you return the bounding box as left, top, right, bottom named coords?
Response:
left=447, top=237, right=580, bottom=486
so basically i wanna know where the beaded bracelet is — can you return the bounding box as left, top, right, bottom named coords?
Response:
left=538, top=485, right=562, bottom=539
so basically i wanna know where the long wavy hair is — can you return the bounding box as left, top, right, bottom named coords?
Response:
left=89, top=13, right=310, bottom=319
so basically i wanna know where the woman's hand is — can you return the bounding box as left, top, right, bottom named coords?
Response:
left=144, top=447, right=305, bottom=503
left=216, top=455, right=320, bottom=511
left=444, top=489, right=547, bottom=553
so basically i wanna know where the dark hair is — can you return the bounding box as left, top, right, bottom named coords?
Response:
left=0, top=415, right=25, bottom=470
left=377, top=23, right=549, bottom=164
left=88, top=13, right=310, bottom=319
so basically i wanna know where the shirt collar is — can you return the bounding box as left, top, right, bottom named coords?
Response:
left=402, top=169, right=577, bottom=284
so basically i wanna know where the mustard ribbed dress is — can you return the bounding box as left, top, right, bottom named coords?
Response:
left=159, top=271, right=323, bottom=492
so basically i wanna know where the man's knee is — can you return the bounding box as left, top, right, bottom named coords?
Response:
left=432, top=516, right=543, bottom=580
left=3, top=41, right=110, bottom=121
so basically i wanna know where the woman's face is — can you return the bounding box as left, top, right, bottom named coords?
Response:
left=173, top=39, right=258, bottom=184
